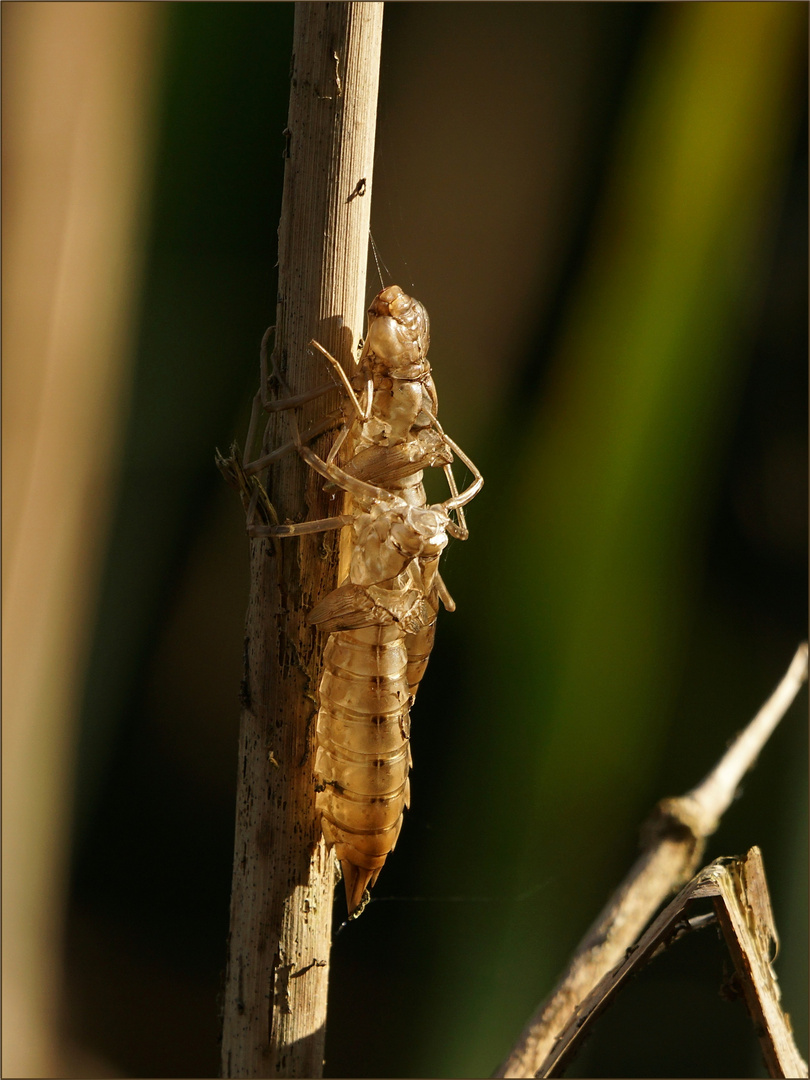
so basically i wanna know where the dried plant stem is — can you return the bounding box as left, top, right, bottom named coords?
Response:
left=497, top=643, right=808, bottom=1079
left=220, top=5, right=383, bottom=1077
left=541, top=847, right=808, bottom=1079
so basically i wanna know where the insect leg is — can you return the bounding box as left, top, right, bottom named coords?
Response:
left=244, top=389, right=265, bottom=470
left=309, top=340, right=364, bottom=420
left=437, top=431, right=483, bottom=511
left=442, top=462, right=469, bottom=541
left=243, top=331, right=352, bottom=471
left=244, top=410, right=342, bottom=475
left=325, top=421, right=352, bottom=466
left=262, top=383, right=338, bottom=413
left=283, top=401, right=402, bottom=510
left=257, top=325, right=340, bottom=418
left=421, top=405, right=483, bottom=514
left=248, top=513, right=353, bottom=539
left=435, top=572, right=456, bottom=612
left=297, top=442, right=403, bottom=509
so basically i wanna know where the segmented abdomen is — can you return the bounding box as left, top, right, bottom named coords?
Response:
left=404, top=623, right=436, bottom=700
left=314, top=623, right=412, bottom=913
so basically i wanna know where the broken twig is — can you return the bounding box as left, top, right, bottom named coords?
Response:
left=539, top=847, right=807, bottom=1078
left=497, top=644, right=808, bottom=1078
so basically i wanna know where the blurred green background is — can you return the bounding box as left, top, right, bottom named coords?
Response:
left=14, top=2, right=806, bottom=1077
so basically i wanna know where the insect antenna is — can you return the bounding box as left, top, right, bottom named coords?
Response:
left=369, top=230, right=387, bottom=290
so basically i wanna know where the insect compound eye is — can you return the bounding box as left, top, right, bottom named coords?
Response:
left=419, top=305, right=430, bottom=342
left=379, top=284, right=402, bottom=302
left=366, top=316, right=403, bottom=364
left=368, top=284, right=403, bottom=322
left=386, top=287, right=410, bottom=318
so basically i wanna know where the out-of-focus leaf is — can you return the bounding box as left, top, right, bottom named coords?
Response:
left=421, top=4, right=807, bottom=1074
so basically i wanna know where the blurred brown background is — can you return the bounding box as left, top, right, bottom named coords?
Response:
left=3, top=3, right=807, bottom=1077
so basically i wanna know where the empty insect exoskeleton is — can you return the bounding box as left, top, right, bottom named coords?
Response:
left=219, top=286, right=482, bottom=915
left=308, top=286, right=478, bottom=705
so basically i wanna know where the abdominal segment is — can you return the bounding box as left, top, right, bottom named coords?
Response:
left=314, top=624, right=412, bottom=914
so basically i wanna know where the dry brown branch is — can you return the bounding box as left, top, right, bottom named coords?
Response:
left=540, top=847, right=808, bottom=1079
left=220, top=5, right=383, bottom=1077
left=497, top=643, right=808, bottom=1078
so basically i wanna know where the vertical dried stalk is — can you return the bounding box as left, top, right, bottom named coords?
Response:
left=220, top=5, right=383, bottom=1078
